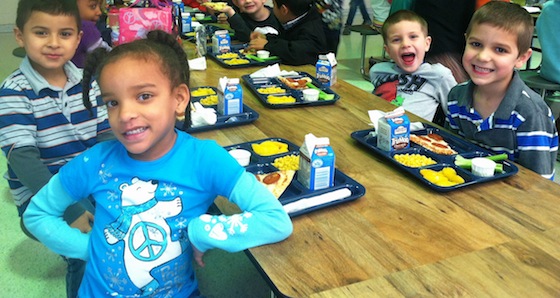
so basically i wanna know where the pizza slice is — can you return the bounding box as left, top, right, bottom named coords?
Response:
left=254, top=170, right=296, bottom=199
left=201, top=1, right=228, bottom=11
left=277, top=76, right=312, bottom=90
left=410, top=133, right=457, bottom=155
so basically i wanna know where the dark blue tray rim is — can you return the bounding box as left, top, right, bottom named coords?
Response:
left=207, top=44, right=281, bottom=69
left=350, top=125, right=519, bottom=192
left=175, top=86, right=259, bottom=133
left=224, top=137, right=366, bottom=217
left=241, top=72, right=340, bottom=109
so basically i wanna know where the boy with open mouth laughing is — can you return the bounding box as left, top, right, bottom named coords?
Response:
left=369, top=10, right=457, bottom=124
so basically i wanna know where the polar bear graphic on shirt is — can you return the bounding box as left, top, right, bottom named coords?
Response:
left=104, top=177, right=183, bottom=295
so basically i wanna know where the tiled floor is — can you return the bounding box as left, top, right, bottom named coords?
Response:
left=0, top=20, right=558, bottom=297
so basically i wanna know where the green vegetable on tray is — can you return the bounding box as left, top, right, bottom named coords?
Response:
left=454, top=153, right=508, bottom=173
left=305, top=82, right=334, bottom=100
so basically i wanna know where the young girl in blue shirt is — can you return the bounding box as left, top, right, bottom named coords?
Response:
left=24, top=30, right=293, bottom=297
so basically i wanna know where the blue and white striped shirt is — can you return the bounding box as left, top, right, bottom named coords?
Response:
left=445, top=71, right=558, bottom=179
left=0, top=57, right=110, bottom=206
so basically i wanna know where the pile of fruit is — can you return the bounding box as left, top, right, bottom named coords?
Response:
left=419, top=167, right=465, bottom=187
left=251, top=140, right=289, bottom=156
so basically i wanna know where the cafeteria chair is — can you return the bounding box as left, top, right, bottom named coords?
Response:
left=354, top=0, right=411, bottom=81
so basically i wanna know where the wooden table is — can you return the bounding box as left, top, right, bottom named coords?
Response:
left=184, top=46, right=560, bottom=297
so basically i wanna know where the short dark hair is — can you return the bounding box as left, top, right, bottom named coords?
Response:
left=16, top=0, right=81, bottom=31
left=381, top=10, right=428, bottom=45
left=466, top=1, right=533, bottom=56
left=273, top=0, right=313, bottom=17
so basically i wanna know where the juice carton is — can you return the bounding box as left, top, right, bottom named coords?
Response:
left=316, top=52, right=337, bottom=87
left=297, top=134, right=335, bottom=190
left=212, top=30, right=231, bottom=54
left=376, top=107, right=410, bottom=152
left=218, top=77, right=243, bottom=115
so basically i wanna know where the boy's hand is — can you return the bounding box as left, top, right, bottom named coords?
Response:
left=217, top=13, right=229, bottom=24
left=70, top=210, right=94, bottom=233
left=248, top=32, right=268, bottom=50
left=214, top=4, right=235, bottom=17
left=192, top=244, right=205, bottom=267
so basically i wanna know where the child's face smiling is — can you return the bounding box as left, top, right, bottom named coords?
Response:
left=463, top=23, right=531, bottom=90
left=234, top=0, right=266, bottom=14
left=384, top=20, right=431, bottom=73
left=14, top=11, right=81, bottom=79
left=99, top=56, right=189, bottom=161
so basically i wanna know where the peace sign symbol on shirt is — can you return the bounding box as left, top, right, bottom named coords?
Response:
left=128, top=222, right=168, bottom=261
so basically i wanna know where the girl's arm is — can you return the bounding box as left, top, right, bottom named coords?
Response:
left=188, top=171, right=293, bottom=253
left=23, top=174, right=90, bottom=260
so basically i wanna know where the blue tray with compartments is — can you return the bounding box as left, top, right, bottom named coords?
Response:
left=175, top=86, right=259, bottom=133
left=224, top=138, right=366, bottom=217
left=241, top=72, right=340, bottom=109
left=207, top=44, right=281, bottom=69
left=351, top=124, right=518, bottom=192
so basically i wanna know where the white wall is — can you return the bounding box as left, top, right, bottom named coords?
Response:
left=1, top=0, right=18, bottom=32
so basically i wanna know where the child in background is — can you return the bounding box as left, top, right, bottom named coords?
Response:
left=370, top=0, right=391, bottom=31
left=445, top=1, right=558, bottom=179
left=23, top=30, right=293, bottom=297
left=247, top=0, right=327, bottom=66
left=72, top=0, right=111, bottom=68
left=536, top=0, right=560, bottom=84
left=342, top=0, right=372, bottom=35
left=183, top=0, right=208, bottom=12
left=369, top=10, right=457, bottom=124
left=316, top=0, right=343, bottom=55
left=210, top=0, right=281, bottom=42
left=0, top=0, right=112, bottom=297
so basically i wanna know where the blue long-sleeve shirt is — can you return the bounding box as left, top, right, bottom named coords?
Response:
left=24, top=131, right=292, bottom=297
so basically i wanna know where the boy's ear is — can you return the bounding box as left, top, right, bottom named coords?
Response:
left=515, top=48, right=533, bottom=69
left=279, top=4, right=289, bottom=16
left=424, top=36, right=432, bottom=52
left=14, top=27, right=25, bottom=48
left=174, top=83, right=190, bottom=116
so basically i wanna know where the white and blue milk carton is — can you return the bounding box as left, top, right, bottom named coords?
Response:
left=212, top=30, right=231, bottom=54
left=218, top=77, right=243, bottom=115
left=376, top=107, right=410, bottom=152
left=297, top=133, right=335, bottom=191
left=181, top=13, right=192, bottom=34
left=316, top=52, right=338, bottom=87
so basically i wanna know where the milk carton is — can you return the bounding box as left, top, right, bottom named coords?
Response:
left=297, top=134, right=335, bottom=191
left=376, top=107, right=410, bottom=152
left=218, top=77, right=243, bottom=115
left=181, top=13, right=192, bottom=33
left=316, top=52, right=337, bottom=87
left=212, top=30, right=231, bottom=54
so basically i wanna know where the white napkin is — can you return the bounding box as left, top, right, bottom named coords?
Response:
left=249, top=64, right=300, bottom=78
left=191, top=102, right=217, bottom=127
left=188, top=56, right=207, bottom=70
left=283, top=188, right=352, bottom=214
left=250, top=63, right=281, bottom=78
left=368, top=109, right=424, bottom=131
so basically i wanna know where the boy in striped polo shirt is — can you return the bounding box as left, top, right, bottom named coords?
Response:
left=445, top=1, right=558, bottom=179
left=0, top=0, right=112, bottom=296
